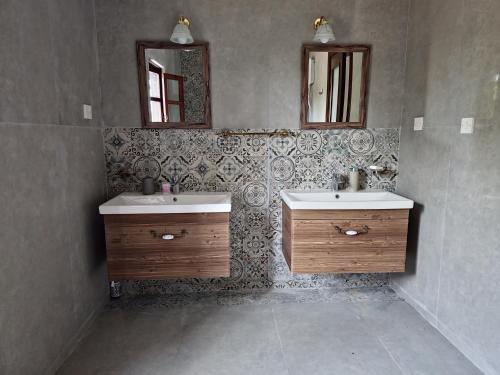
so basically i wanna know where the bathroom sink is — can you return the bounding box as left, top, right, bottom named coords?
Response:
left=99, top=192, right=231, bottom=214
left=280, top=190, right=413, bottom=210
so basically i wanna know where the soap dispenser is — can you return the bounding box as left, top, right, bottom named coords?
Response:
left=349, top=167, right=359, bottom=192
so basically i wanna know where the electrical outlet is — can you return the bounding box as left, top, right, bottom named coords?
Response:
left=83, top=104, right=92, bottom=120
left=414, top=117, right=424, bottom=131
left=460, top=117, right=474, bottom=134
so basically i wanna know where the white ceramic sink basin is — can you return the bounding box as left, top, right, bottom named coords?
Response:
left=99, top=192, right=231, bottom=214
left=280, top=190, right=413, bottom=210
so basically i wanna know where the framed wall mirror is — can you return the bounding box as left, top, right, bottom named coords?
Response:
left=300, top=44, right=370, bottom=129
left=137, top=41, right=211, bottom=128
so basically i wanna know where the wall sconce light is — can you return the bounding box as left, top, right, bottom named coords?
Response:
left=170, top=16, right=193, bottom=44
left=313, top=16, right=335, bottom=43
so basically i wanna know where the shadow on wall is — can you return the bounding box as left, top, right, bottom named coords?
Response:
left=80, top=193, right=109, bottom=274
left=403, top=202, right=423, bottom=275
left=88, top=204, right=107, bottom=268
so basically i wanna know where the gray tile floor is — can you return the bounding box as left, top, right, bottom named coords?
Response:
left=57, top=288, right=481, bottom=375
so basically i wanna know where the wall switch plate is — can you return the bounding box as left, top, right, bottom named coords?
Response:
left=83, top=104, right=92, bottom=120
left=460, top=117, right=474, bottom=134
left=414, top=117, right=424, bottom=131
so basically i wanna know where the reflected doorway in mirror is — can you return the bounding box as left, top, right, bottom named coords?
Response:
left=301, top=44, right=371, bottom=129
left=137, top=41, right=212, bottom=129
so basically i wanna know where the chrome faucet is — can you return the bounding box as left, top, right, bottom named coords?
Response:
left=171, top=174, right=180, bottom=194
left=331, top=173, right=346, bottom=192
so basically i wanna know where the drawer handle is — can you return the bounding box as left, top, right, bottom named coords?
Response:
left=335, top=225, right=369, bottom=236
left=150, top=230, right=187, bottom=240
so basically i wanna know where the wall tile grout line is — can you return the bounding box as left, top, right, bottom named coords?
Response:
left=434, top=156, right=452, bottom=322
left=0, top=121, right=102, bottom=130
left=90, top=0, right=104, bottom=129
left=100, top=128, right=110, bottom=198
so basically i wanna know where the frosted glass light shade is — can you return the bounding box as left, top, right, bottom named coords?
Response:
left=313, top=23, right=335, bottom=43
left=170, top=23, right=193, bottom=44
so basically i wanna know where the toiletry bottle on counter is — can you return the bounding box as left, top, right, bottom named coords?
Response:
left=162, top=181, right=171, bottom=194
left=349, top=167, right=359, bottom=192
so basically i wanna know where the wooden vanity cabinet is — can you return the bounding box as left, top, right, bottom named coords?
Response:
left=103, top=213, right=230, bottom=280
left=282, top=203, right=409, bottom=273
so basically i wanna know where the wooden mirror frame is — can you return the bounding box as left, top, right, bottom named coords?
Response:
left=137, top=41, right=212, bottom=129
left=300, top=44, right=371, bottom=129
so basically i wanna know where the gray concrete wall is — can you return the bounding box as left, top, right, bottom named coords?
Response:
left=0, top=1, right=108, bottom=374
left=95, top=0, right=409, bottom=129
left=393, top=1, right=500, bottom=374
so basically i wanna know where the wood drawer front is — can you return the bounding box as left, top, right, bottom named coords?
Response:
left=105, top=223, right=228, bottom=252
left=289, top=208, right=409, bottom=220
left=107, top=258, right=230, bottom=280
left=104, top=213, right=229, bottom=226
left=104, top=214, right=230, bottom=279
left=290, top=216, right=408, bottom=274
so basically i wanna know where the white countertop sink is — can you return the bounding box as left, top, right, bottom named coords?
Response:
left=280, top=190, right=414, bottom=210
left=99, top=192, right=232, bottom=214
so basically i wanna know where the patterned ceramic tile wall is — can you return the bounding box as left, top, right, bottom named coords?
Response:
left=103, top=128, right=400, bottom=294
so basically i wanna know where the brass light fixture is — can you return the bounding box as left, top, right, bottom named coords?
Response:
left=178, top=15, right=190, bottom=27
left=170, top=16, right=194, bottom=44
left=313, top=16, right=335, bottom=43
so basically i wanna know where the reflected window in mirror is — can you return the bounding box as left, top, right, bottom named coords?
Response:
left=137, top=41, right=211, bottom=128
left=301, top=45, right=370, bottom=129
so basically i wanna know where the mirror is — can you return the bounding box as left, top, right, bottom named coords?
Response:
left=301, top=45, right=370, bottom=129
left=137, top=41, right=211, bottom=128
